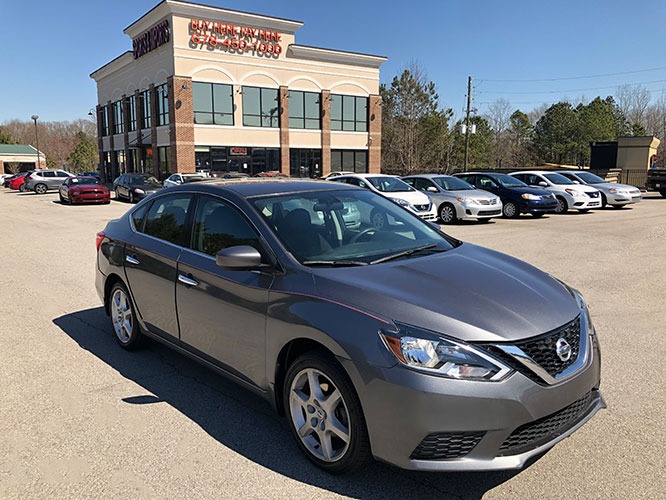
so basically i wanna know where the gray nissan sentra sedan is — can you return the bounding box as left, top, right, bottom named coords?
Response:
left=95, top=179, right=605, bottom=474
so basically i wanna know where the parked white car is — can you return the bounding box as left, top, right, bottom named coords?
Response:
left=163, top=173, right=206, bottom=188
left=402, top=174, right=503, bottom=224
left=509, top=171, right=602, bottom=213
left=327, top=173, right=437, bottom=226
left=556, top=170, right=642, bottom=208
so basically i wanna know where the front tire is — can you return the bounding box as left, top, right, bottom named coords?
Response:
left=284, top=352, right=371, bottom=474
left=502, top=201, right=518, bottom=218
left=600, top=193, right=608, bottom=208
left=438, top=203, right=457, bottom=224
left=555, top=196, right=568, bottom=214
left=109, top=282, right=144, bottom=350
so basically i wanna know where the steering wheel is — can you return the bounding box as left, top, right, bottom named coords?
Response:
left=350, top=228, right=377, bottom=243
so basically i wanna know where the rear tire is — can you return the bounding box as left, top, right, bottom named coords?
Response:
left=109, top=282, right=144, bottom=350
left=284, top=351, right=371, bottom=474
left=19, top=183, right=26, bottom=192
left=35, top=183, right=47, bottom=195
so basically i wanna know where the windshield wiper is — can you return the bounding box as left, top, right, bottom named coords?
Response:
left=370, top=244, right=441, bottom=265
left=302, top=260, right=369, bottom=267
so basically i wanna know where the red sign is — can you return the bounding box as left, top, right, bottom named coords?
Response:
left=189, top=18, right=282, bottom=57
left=230, top=148, right=247, bottom=156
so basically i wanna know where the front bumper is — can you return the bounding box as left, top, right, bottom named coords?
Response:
left=345, top=329, right=603, bottom=471
left=457, top=203, right=503, bottom=220
left=607, top=191, right=642, bottom=205
left=521, top=199, right=558, bottom=214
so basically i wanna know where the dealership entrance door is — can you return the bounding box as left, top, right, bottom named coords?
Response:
left=290, top=149, right=321, bottom=178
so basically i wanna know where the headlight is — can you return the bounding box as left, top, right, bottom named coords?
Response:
left=134, top=188, right=145, bottom=194
left=390, top=198, right=413, bottom=210
left=380, top=326, right=513, bottom=381
left=609, top=188, right=616, bottom=194
left=521, top=193, right=540, bottom=200
left=564, top=188, right=576, bottom=195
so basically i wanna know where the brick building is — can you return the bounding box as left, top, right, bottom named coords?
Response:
left=90, top=0, right=386, bottom=181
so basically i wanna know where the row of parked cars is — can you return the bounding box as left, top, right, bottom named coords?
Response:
left=1, top=169, right=111, bottom=204
left=324, top=169, right=642, bottom=225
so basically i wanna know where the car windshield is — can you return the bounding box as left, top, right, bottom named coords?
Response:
left=366, top=176, right=415, bottom=193
left=71, top=177, right=102, bottom=185
left=573, top=172, right=605, bottom=184
left=252, top=189, right=456, bottom=265
left=432, top=176, right=475, bottom=191
left=129, top=175, right=160, bottom=185
left=543, top=173, right=574, bottom=185
left=494, top=174, right=527, bottom=188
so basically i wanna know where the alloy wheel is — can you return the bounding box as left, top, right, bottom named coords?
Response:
left=439, top=204, right=456, bottom=224
left=288, top=368, right=351, bottom=463
left=111, top=287, right=133, bottom=345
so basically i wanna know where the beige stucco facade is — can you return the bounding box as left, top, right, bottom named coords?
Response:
left=90, top=0, right=385, bottom=180
left=616, top=136, right=660, bottom=170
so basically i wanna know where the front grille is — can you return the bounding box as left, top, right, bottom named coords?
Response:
left=498, top=391, right=593, bottom=456
left=482, top=316, right=582, bottom=385
left=477, top=198, right=497, bottom=205
left=411, top=431, right=485, bottom=460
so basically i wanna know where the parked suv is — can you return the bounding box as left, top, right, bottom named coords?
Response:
left=509, top=171, right=601, bottom=213
left=455, top=172, right=557, bottom=218
left=25, top=169, right=74, bottom=194
left=402, top=174, right=502, bottom=224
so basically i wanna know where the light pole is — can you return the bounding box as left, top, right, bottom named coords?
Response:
left=31, top=114, right=40, bottom=168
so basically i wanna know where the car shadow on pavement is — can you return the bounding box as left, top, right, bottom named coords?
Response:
left=53, top=307, right=535, bottom=499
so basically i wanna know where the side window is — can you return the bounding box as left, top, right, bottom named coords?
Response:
left=42, top=171, right=56, bottom=178
left=56, top=171, right=70, bottom=178
left=131, top=202, right=151, bottom=231
left=414, top=178, right=430, bottom=191
left=402, top=178, right=415, bottom=187
left=478, top=176, right=493, bottom=188
left=142, top=194, right=193, bottom=246
left=193, top=196, right=261, bottom=256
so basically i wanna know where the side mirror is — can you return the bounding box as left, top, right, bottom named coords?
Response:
left=426, top=186, right=438, bottom=193
left=216, top=245, right=262, bottom=269
left=572, top=180, right=580, bottom=184
left=538, top=181, right=548, bottom=187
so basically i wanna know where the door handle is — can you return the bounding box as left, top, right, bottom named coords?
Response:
left=178, top=274, right=199, bottom=287
left=125, top=255, right=140, bottom=265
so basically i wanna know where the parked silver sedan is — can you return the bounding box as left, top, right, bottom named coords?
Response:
left=402, top=174, right=503, bottom=224
left=557, top=170, right=642, bottom=208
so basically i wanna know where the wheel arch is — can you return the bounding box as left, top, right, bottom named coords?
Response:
left=103, top=273, right=125, bottom=316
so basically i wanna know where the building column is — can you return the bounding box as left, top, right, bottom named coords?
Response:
left=122, top=94, right=130, bottom=172
left=168, top=76, right=195, bottom=174
left=95, top=105, right=104, bottom=181
left=368, top=94, right=382, bottom=174
left=279, top=86, right=290, bottom=174
left=321, top=90, right=331, bottom=176
left=149, top=84, right=158, bottom=178
left=107, top=100, right=118, bottom=179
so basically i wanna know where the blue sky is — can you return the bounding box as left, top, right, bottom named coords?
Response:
left=2, top=0, right=666, bottom=124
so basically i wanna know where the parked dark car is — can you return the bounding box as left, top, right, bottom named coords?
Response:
left=455, top=172, right=558, bottom=218
left=96, top=179, right=604, bottom=473
left=113, top=173, right=162, bottom=203
left=59, top=176, right=110, bottom=205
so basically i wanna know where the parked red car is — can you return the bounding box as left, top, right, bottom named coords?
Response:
left=8, top=172, right=31, bottom=191
left=59, top=176, right=110, bottom=205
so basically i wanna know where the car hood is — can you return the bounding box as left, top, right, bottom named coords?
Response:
left=381, top=190, right=431, bottom=205
left=591, top=182, right=639, bottom=191
left=440, top=189, right=499, bottom=201
left=552, top=183, right=598, bottom=194
left=311, top=243, right=579, bottom=342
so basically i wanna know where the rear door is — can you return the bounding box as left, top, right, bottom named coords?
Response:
left=177, top=194, right=273, bottom=388
left=124, top=193, right=194, bottom=340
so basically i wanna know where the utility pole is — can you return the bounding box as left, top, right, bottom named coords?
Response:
left=463, top=76, right=472, bottom=172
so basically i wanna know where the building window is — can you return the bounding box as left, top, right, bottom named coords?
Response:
left=112, top=100, right=124, bottom=135
left=193, top=82, right=234, bottom=125
left=242, top=86, right=279, bottom=128
left=128, top=95, right=137, bottom=132
left=290, top=149, right=322, bottom=178
left=330, top=95, right=368, bottom=132
left=156, top=84, right=169, bottom=126
left=100, top=106, right=110, bottom=136
left=195, top=146, right=280, bottom=176
left=288, top=90, right=320, bottom=129
left=158, top=146, right=170, bottom=179
left=140, top=89, right=151, bottom=129
left=331, top=150, right=368, bottom=173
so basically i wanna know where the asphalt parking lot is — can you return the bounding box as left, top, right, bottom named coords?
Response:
left=0, top=187, right=664, bottom=499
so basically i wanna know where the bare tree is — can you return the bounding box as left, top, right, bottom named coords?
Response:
left=485, top=98, right=512, bottom=168
left=615, top=84, right=651, bottom=129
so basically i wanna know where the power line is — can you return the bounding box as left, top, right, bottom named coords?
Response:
left=477, top=79, right=666, bottom=95
left=477, top=65, right=666, bottom=82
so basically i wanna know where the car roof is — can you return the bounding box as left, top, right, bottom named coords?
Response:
left=170, top=178, right=361, bottom=197
left=402, top=173, right=453, bottom=179
left=334, top=173, right=395, bottom=179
